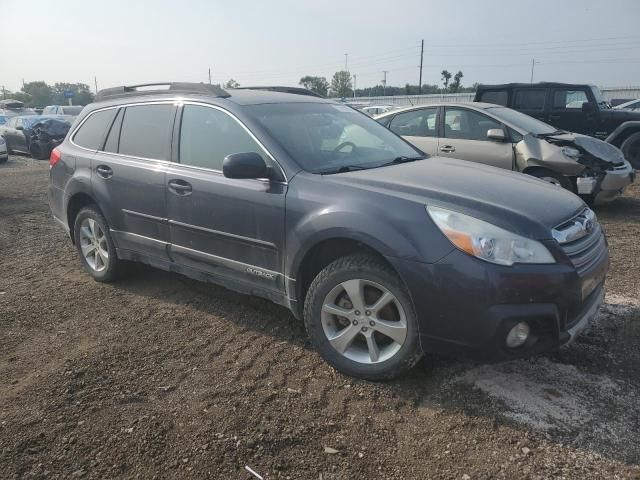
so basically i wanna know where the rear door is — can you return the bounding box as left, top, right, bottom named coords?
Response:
left=87, top=103, right=176, bottom=262
left=438, top=106, right=514, bottom=170
left=548, top=87, right=596, bottom=134
left=387, top=107, right=439, bottom=155
left=166, top=102, right=286, bottom=294
left=512, top=88, right=548, bottom=122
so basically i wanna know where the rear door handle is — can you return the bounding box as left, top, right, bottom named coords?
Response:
left=95, top=165, right=113, bottom=178
left=439, top=145, right=455, bottom=153
left=168, top=179, right=192, bottom=195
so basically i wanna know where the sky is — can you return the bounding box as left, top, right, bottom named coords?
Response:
left=2, top=0, right=640, bottom=93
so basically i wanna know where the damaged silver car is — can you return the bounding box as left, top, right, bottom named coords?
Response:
left=375, top=103, right=635, bottom=204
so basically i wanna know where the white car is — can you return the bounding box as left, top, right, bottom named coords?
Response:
left=614, top=99, right=640, bottom=111
left=0, top=136, right=8, bottom=163
left=361, top=105, right=394, bottom=116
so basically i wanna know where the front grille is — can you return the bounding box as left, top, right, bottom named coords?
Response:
left=560, top=223, right=607, bottom=275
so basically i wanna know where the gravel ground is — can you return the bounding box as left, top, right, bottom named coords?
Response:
left=1, top=154, right=639, bottom=479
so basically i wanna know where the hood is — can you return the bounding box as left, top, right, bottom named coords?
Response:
left=604, top=108, right=640, bottom=122
left=331, top=157, right=585, bottom=240
left=539, top=132, right=625, bottom=167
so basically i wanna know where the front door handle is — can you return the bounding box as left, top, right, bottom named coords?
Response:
left=168, top=179, right=192, bottom=195
left=95, top=165, right=113, bottom=179
left=439, top=145, right=455, bottom=153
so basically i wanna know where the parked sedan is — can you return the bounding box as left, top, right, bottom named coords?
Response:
left=42, top=105, right=84, bottom=116
left=376, top=103, right=634, bottom=204
left=0, top=115, right=73, bottom=157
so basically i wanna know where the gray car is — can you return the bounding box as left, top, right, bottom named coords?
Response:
left=0, top=136, right=7, bottom=163
left=49, top=83, right=609, bottom=380
left=376, top=103, right=634, bottom=204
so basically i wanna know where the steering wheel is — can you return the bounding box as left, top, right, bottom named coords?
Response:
left=333, top=141, right=357, bottom=153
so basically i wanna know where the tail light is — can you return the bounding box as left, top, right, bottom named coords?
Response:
left=50, top=147, right=61, bottom=167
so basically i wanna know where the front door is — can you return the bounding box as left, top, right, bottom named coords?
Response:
left=88, top=103, right=176, bottom=262
left=387, top=107, right=439, bottom=155
left=548, top=88, right=597, bottom=134
left=166, top=103, right=286, bottom=294
left=437, top=106, right=514, bottom=170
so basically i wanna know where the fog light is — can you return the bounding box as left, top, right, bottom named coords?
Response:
left=506, top=322, right=530, bottom=348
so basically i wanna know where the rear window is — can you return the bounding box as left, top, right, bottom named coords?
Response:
left=513, top=89, right=546, bottom=110
left=73, top=109, right=117, bottom=150
left=61, top=106, right=83, bottom=115
left=118, top=104, right=175, bottom=160
left=479, top=90, right=508, bottom=106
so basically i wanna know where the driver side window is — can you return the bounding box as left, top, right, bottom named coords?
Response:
left=443, top=108, right=502, bottom=141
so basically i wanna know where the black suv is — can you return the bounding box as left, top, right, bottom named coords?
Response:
left=474, top=83, right=640, bottom=168
left=49, top=82, right=609, bottom=380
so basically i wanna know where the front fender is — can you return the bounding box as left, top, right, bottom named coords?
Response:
left=606, top=120, right=640, bottom=145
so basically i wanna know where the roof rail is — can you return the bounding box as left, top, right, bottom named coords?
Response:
left=233, top=86, right=324, bottom=98
left=95, top=82, right=229, bottom=101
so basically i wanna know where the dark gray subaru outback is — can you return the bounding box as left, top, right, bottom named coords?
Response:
left=49, top=83, right=609, bottom=380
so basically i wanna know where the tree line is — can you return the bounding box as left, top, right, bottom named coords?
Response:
left=299, top=69, right=476, bottom=98
left=1, top=81, right=95, bottom=107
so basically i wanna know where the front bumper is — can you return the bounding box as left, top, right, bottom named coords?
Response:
left=593, top=162, right=635, bottom=204
left=390, top=241, right=609, bottom=360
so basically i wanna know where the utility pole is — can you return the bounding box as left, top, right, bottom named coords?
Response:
left=344, top=53, right=348, bottom=71
left=382, top=71, right=388, bottom=96
left=1, top=85, right=6, bottom=99
left=353, top=74, right=356, bottom=97
left=208, top=68, right=212, bottom=84
left=530, top=59, right=537, bottom=83
left=94, top=76, right=98, bottom=94
left=418, top=39, right=424, bottom=94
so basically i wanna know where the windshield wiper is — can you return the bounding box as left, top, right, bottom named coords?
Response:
left=317, top=164, right=370, bottom=174
left=375, top=155, right=426, bottom=168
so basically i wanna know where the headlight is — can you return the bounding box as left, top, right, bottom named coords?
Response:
left=561, top=146, right=580, bottom=159
left=427, top=206, right=555, bottom=266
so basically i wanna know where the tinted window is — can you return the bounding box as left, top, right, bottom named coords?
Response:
left=103, top=108, right=124, bottom=153
left=479, top=90, right=508, bottom=106
left=513, top=90, right=546, bottom=110
left=444, top=108, right=502, bottom=141
left=73, top=109, right=117, bottom=150
left=553, top=90, right=589, bottom=110
left=119, top=104, right=175, bottom=160
left=179, top=105, right=264, bottom=170
left=389, top=108, right=437, bottom=137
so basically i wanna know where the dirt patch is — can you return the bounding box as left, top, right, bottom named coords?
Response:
left=1, top=155, right=639, bottom=479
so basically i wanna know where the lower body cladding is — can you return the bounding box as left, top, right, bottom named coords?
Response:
left=583, top=164, right=635, bottom=204
left=391, top=246, right=609, bottom=360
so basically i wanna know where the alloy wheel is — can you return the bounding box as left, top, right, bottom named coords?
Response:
left=321, top=279, right=407, bottom=364
left=79, top=218, right=109, bottom=272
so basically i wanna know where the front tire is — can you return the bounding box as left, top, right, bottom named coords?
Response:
left=304, top=254, right=422, bottom=380
left=621, top=131, right=640, bottom=169
left=73, top=206, right=124, bottom=282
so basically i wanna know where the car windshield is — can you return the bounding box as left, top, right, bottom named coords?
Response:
left=590, top=86, right=609, bottom=108
left=487, top=107, right=557, bottom=135
left=246, top=102, right=423, bottom=174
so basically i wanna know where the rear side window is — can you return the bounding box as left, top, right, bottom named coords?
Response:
left=73, top=109, right=117, bottom=150
left=389, top=108, right=438, bottom=137
left=118, top=104, right=175, bottom=160
left=179, top=105, right=265, bottom=170
left=103, top=108, right=124, bottom=153
left=479, top=90, right=508, bottom=106
left=513, top=90, right=546, bottom=110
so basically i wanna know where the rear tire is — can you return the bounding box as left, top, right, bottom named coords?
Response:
left=303, top=254, right=422, bottom=380
left=73, top=206, right=124, bottom=282
left=621, top=131, right=640, bottom=169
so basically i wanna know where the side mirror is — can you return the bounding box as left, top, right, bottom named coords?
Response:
left=487, top=128, right=507, bottom=142
left=581, top=102, right=595, bottom=114
left=16, top=125, right=24, bottom=131
left=223, top=152, right=270, bottom=179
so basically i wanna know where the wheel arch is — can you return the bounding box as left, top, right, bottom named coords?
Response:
left=66, top=192, right=101, bottom=244
left=605, top=121, right=640, bottom=147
